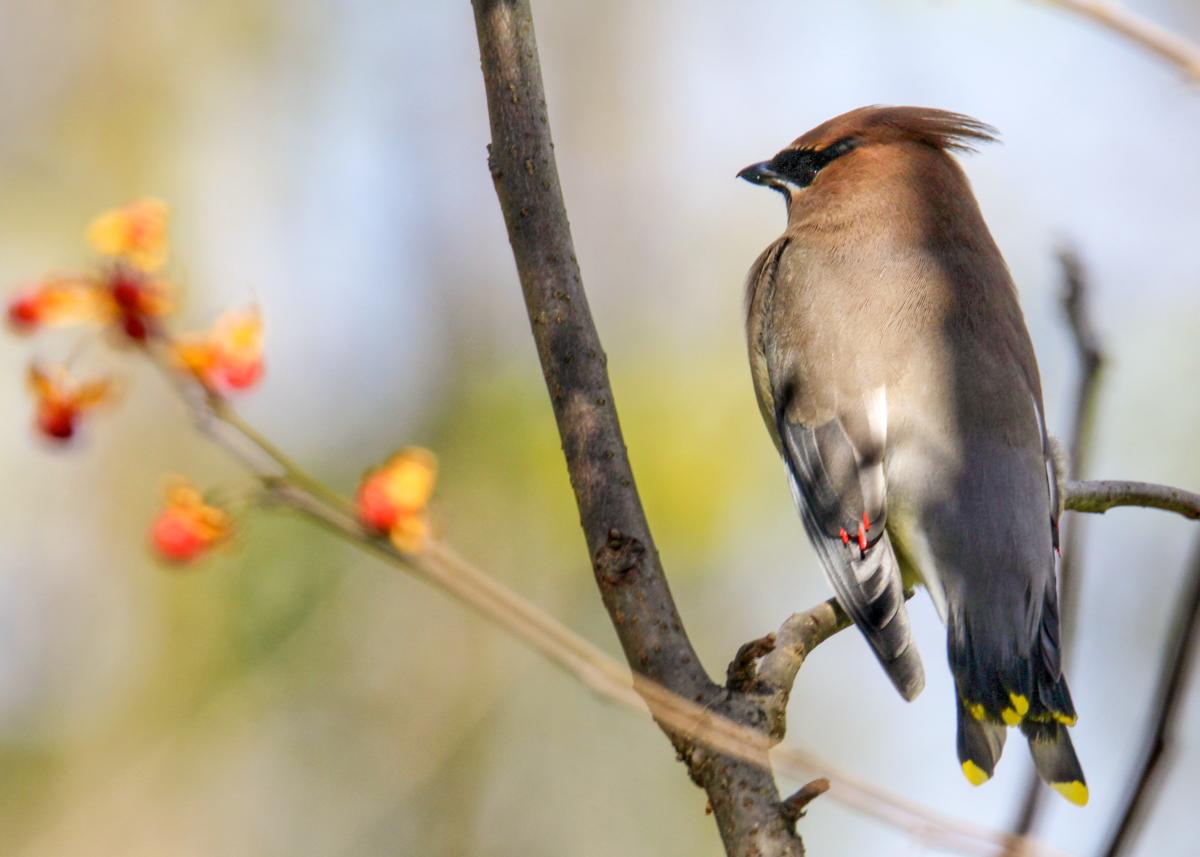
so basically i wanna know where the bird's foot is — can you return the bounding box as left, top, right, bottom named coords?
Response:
left=839, top=512, right=873, bottom=559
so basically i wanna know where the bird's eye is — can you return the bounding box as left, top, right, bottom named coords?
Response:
left=768, top=149, right=817, bottom=187
left=769, top=137, right=859, bottom=188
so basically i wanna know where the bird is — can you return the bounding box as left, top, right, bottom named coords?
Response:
left=737, top=106, right=1086, bottom=805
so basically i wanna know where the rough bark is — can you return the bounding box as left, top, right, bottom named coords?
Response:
left=470, top=1, right=805, bottom=853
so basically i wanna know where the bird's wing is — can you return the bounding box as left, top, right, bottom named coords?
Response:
left=1033, top=394, right=1062, bottom=553
left=774, top=389, right=925, bottom=701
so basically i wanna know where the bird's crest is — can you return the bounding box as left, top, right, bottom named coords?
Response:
left=791, top=106, right=998, bottom=154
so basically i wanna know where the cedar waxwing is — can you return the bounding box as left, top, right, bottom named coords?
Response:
left=738, top=106, right=1086, bottom=805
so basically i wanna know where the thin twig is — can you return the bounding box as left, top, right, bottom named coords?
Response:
left=1063, top=480, right=1200, bottom=520
left=781, top=779, right=830, bottom=826
left=1058, top=251, right=1107, bottom=639
left=1035, top=0, right=1200, bottom=80
left=211, top=398, right=357, bottom=515
left=1058, top=249, right=1105, bottom=486
left=1100, top=534, right=1200, bottom=857
left=145, top=331, right=359, bottom=517
left=726, top=633, right=778, bottom=693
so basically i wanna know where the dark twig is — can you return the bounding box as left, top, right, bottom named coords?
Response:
left=1059, top=249, right=1105, bottom=485
left=1100, top=535, right=1200, bottom=857
left=1055, top=251, right=1105, bottom=675
left=470, top=2, right=804, bottom=853
left=727, top=633, right=777, bottom=693
left=1012, top=249, right=1105, bottom=837
left=1056, top=249, right=1106, bottom=634
left=781, top=779, right=831, bottom=826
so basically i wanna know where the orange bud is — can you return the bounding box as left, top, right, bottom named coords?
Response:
left=104, top=268, right=174, bottom=342
left=210, top=306, right=264, bottom=388
left=172, top=335, right=217, bottom=376
left=149, top=479, right=231, bottom=564
left=357, top=472, right=399, bottom=532
left=7, top=277, right=110, bottom=333
left=8, top=294, right=41, bottom=331
left=28, top=364, right=113, bottom=443
left=218, top=356, right=264, bottom=390
left=356, top=448, right=438, bottom=548
left=389, top=513, right=431, bottom=554
left=172, top=306, right=264, bottom=391
left=87, top=198, right=170, bottom=273
left=37, top=400, right=77, bottom=440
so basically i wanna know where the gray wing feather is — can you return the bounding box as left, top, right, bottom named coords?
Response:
left=778, top=413, right=924, bottom=700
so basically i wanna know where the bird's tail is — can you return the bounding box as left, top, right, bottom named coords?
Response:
left=1021, top=583, right=1087, bottom=805
left=956, top=695, right=1006, bottom=785
left=1022, top=719, right=1087, bottom=806
left=947, top=585, right=1086, bottom=804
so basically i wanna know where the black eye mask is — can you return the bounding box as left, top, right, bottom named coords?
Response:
left=768, top=137, right=860, bottom=188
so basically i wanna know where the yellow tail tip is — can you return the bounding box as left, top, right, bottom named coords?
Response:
left=1052, top=780, right=1089, bottom=806
left=962, top=760, right=990, bottom=786
left=1053, top=711, right=1078, bottom=727
left=1001, top=693, right=1030, bottom=726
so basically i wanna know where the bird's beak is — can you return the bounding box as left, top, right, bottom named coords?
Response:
left=737, top=161, right=784, bottom=188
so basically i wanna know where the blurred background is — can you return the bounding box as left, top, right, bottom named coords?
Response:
left=1, top=1, right=1198, bottom=855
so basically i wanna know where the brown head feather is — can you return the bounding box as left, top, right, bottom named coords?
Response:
left=791, top=105, right=998, bottom=154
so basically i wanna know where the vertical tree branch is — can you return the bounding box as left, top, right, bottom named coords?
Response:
left=469, top=2, right=803, bottom=853
left=1056, top=249, right=1105, bottom=637
left=1099, top=534, right=1200, bottom=857
left=469, top=0, right=701, bottom=695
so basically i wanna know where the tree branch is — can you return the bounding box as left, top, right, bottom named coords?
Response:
left=781, top=779, right=831, bottom=826
left=469, top=1, right=801, bottom=853
left=1064, top=480, right=1200, bottom=520
left=470, top=0, right=702, bottom=696
left=749, top=600, right=853, bottom=740
left=1100, top=532, right=1200, bottom=857
left=1034, top=0, right=1200, bottom=80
